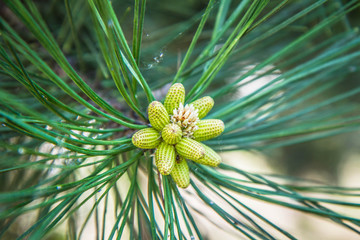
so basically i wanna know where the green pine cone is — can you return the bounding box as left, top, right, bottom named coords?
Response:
left=155, top=142, right=176, bottom=175
left=148, top=101, right=170, bottom=131
left=175, top=137, right=205, bottom=161
left=164, top=83, right=185, bottom=114
left=193, top=143, right=221, bottom=167
left=171, top=155, right=190, bottom=188
left=190, top=96, right=214, bottom=119
left=132, top=128, right=161, bottom=149
left=162, top=123, right=182, bottom=145
left=193, top=119, right=224, bottom=141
